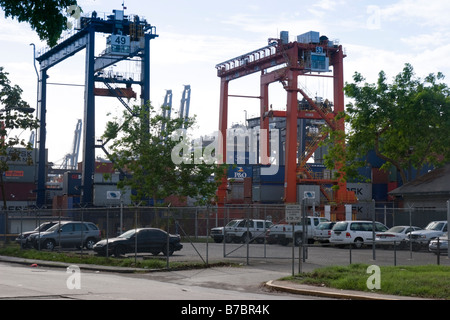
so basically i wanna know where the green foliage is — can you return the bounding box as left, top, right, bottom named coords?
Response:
left=102, top=103, right=225, bottom=206
left=0, top=67, right=40, bottom=211
left=286, top=264, right=450, bottom=299
left=0, top=0, right=79, bottom=47
left=0, top=244, right=230, bottom=270
left=322, top=63, right=450, bottom=184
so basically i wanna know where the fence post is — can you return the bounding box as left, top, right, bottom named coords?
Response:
left=437, top=237, right=440, bottom=265
left=394, top=241, right=397, bottom=266
left=447, top=200, right=450, bottom=260
left=166, top=205, right=170, bottom=269
left=206, top=206, right=209, bottom=266
left=349, top=243, right=352, bottom=264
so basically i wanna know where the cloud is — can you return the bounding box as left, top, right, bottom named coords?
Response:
left=380, top=0, right=450, bottom=29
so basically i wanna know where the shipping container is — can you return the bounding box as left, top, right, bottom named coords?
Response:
left=297, top=31, right=320, bottom=44
left=227, top=165, right=253, bottom=179
left=366, top=149, right=385, bottom=168
left=243, top=177, right=252, bottom=199
left=372, top=184, right=388, bottom=201
left=63, top=172, right=82, bottom=195
left=252, top=184, right=284, bottom=203
left=346, top=182, right=372, bottom=201
left=4, top=165, right=36, bottom=183
left=297, top=184, right=321, bottom=205
left=388, top=166, right=398, bottom=182
left=0, top=182, right=36, bottom=202
left=280, top=31, right=289, bottom=44
left=372, top=167, right=389, bottom=184
left=305, top=163, right=326, bottom=173
left=351, top=202, right=375, bottom=220
left=93, top=185, right=132, bottom=206
left=252, top=165, right=285, bottom=183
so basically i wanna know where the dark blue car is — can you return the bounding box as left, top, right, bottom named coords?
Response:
left=93, top=228, right=183, bottom=257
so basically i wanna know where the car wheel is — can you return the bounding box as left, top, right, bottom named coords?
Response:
left=232, top=237, right=241, bottom=244
left=241, top=232, right=252, bottom=244
left=85, top=238, right=97, bottom=250
left=294, top=234, right=302, bottom=246
left=255, top=238, right=264, bottom=244
left=150, top=251, right=160, bottom=256
left=114, top=245, right=125, bottom=257
left=43, top=239, right=55, bottom=251
left=353, top=238, right=364, bottom=249
left=162, top=244, right=174, bottom=256
left=224, top=235, right=233, bottom=243
left=213, top=238, right=223, bottom=244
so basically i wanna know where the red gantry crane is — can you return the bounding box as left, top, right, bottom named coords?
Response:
left=215, top=31, right=356, bottom=220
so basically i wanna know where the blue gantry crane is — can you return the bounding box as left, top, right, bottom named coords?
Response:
left=35, top=8, right=158, bottom=206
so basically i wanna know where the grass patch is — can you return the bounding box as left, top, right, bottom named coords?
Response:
left=0, top=244, right=234, bottom=271
left=282, top=263, right=450, bottom=299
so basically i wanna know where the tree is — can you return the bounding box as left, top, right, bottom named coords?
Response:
left=323, top=63, right=450, bottom=185
left=0, top=67, right=39, bottom=243
left=0, top=0, right=79, bottom=47
left=102, top=104, right=226, bottom=207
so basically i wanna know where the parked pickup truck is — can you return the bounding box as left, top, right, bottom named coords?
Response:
left=406, top=221, right=448, bottom=250
left=267, top=216, right=329, bottom=246
left=211, top=219, right=274, bottom=244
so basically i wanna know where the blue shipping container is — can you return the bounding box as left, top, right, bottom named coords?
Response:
left=372, top=184, right=388, bottom=201
left=228, top=165, right=253, bottom=179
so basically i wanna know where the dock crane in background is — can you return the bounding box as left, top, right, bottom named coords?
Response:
left=215, top=31, right=356, bottom=220
left=161, top=85, right=191, bottom=130
left=161, top=89, right=172, bottom=134
left=179, top=85, right=191, bottom=127
left=60, top=119, right=82, bottom=170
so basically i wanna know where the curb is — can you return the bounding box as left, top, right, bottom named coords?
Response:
left=265, top=280, right=405, bottom=300
left=0, top=255, right=150, bottom=273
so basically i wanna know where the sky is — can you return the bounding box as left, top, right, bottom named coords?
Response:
left=1, top=0, right=449, bottom=166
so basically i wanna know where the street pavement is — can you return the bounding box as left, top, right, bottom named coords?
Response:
left=0, top=253, right=434, bottom=300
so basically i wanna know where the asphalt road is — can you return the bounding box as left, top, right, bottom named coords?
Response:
left=0, top=260, right=319, bottom=301
left=163, top=241, right=450, bottom=273
left=0, top=241, right=447, bottom=304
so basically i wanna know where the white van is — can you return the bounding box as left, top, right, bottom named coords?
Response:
left=330, top=220, right=388, bottom=248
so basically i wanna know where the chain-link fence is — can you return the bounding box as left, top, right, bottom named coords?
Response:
left=2, top=203, right=449, bottom=269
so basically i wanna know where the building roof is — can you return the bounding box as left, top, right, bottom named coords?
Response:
left=389, top=163, right=450, bottom=196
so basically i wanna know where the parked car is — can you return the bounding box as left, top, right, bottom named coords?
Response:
left=93, top=228, right=183, bottom=257
left=428, top=234, right=448, bottom=255
left=330, top=220, right=388, bottom=248
left=375, top=226, right=422, bottom=248
left=15, top=221, right=57, bottom=248
left=313, top=221, right=336, bottom=243
left=406, top=221, right=448, bottom=250
left=28, top=221, right=101, bottom=251
left=210, top=219, right=240, bottom=243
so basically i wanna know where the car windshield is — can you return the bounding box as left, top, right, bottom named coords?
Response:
left=425, top=222, right=445, bottom=231
left=318, top=222, right=332, bottom=230
left=333, top=222, right=348, bottom=231
left=226, top=220, right=239, bottom=227
left=34, top=223, right=50, bottom=231
left=118, top=229, right=136, bottom=239
left=387, top=226, right=405, bottom=233
left=46, top=223, right=62, bottom=232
